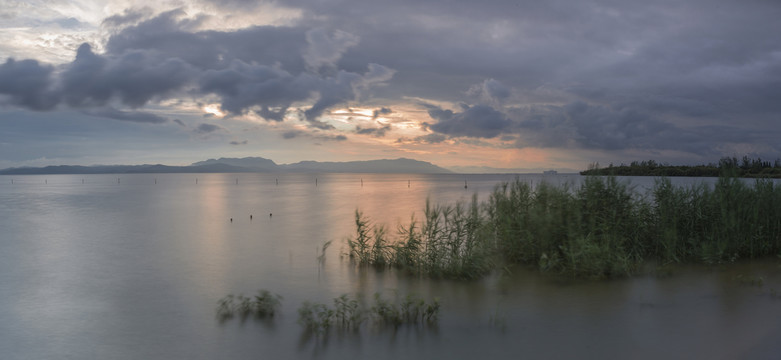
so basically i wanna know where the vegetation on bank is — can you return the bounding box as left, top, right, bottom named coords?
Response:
left=347, top=175, right=781, bottom=279
left=580, top=157, right=781, bottom=178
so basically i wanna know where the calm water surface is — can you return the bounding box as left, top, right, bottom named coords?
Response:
left=1, top=173, right=779, bottom=359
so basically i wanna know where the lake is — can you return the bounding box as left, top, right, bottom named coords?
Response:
left=1, top=173, right=779, bottom=359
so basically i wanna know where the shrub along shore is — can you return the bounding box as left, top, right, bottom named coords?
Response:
left=348, top=175, right=781, bottom=279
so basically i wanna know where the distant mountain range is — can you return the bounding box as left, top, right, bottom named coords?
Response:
left=0, top=157, right=452, bottom=175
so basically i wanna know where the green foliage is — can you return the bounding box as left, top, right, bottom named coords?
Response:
left=580, top=156, right=781, bottom=178
left=350, top=173, right=781, bottom=279
left=296, top=293, right=439, bottom=336
left=348, top=196, right=492, bottom=279
left=297, top=301, right=335, bottom=334
left=216, top=290, right=283, bottom=323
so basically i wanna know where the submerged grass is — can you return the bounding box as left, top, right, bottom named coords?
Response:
left=297, top=293, right=439, bottom=336
left=217, top=290, right=283, bottom=323
left=347, top=175, right=781, bottom=279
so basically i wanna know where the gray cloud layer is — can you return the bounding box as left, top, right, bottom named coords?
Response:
left=2, top=0, right=780, bottom=161
left=1, top=9, right=394, bottom=127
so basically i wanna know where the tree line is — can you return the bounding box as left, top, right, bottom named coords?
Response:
left=580, top=156, right=781, bottom=178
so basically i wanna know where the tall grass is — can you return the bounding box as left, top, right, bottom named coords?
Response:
left=348, top=175, right=781, bottom=279
left=349, top=195, right=492, bottom=279
left=216, top=290, right=283, bottom=323
left=297, top=293, right=439, bottom=335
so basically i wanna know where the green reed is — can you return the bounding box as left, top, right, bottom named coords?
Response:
left=297, top=293, right=439, bottom=335
left=216, top=290, right=283, bottom=323
left=348, top=175, right=781, bottom=279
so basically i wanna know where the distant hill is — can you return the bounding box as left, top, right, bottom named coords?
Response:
left=0, top=157, right=451, bottom=175
left=282, top=158, right=451, bottom=173
left=191, top=157, right=278, bottom=171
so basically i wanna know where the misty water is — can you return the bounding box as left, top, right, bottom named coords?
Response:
left=1, top=173, right=780, bottom=359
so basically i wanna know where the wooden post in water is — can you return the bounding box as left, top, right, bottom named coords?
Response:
left=464, top=179, right=467, bottom=189
left=408, top=179, right=410, bottom=188
left=361, top=178, right=363, bottom=187
left=316, top=178, right=318, bottom=187
left=196, top=178, right=198, bottom=184
left=276, top=178, right=278, bottom=186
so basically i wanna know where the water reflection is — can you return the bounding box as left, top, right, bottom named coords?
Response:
left=1, top=173, right=780, bottom=359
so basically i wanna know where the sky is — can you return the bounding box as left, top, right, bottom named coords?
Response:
left=0, top=0, right=779, bottom=172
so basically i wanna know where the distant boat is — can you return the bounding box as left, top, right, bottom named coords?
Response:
left=543, top=170, right=558, bottom=175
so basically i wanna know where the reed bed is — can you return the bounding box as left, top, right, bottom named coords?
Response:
left=216, top=290, right=283, bottom=323
left=348, top=175, right=781, bottom=279
left=297, top=293, right=439, bottom=335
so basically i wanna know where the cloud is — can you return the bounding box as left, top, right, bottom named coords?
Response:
left=3, top=1, right=781, bottom=165
left=83, top=107, right=168, bottom=124
left=303, top=28, right=360, bottom=73
left=102, top=7, right=154, bottom=28
left=303, top=64, right=394, bottom=123
left=61, top=43, right=195, bottom=108
left=104, top=9, right=307, bottom=71
left=281, top=129, right=347, bottom=142
left=0, top=59, right=58, bottom=110
left=0, top=10, right=395, bottom=128
left=255, top=105, right=289, bottom=122
left=355, top=124, right=391, bottom=137
left=397, top=133, right=448, bottom=144
left=467, top=79, right=511, bottom=104
left=426, top=104, right=512, bottom=138
left=198, top=60, right=316, bottom=115
left=323, top=134, right=347, bottom=141
left=372, top=107, right=392, bottom=119
left=194, top=123, right=225, bottom=134
left=229, top=140, right=248, bottom=145
left=282, top=130, right=300, bottom=139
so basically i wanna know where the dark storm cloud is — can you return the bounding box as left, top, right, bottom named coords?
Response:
left=468, top=79, right=511, bottom=104
left=303, top=28, right=360, bottom=73
left=262, top=0, right=781, bottom=156
left=198, top=60, right=316, bottom=114
left=83, top=107, right=168, bottom=124
left=562, top=101, right=670, bottom=150
left=426, top=104, right=512, bottom=139
left=0, top=59, right=58, bottom=110
left=506, top=101, right=779, bottom=156
left=255, top=106, right=289, bottom=122
left=104, top=9, right=307, bottom=72
left=61, top=43, right=195, bottom=108
left=3, top=0, right=781, bottom=161
left=0, top=10, right=394, bottom=128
